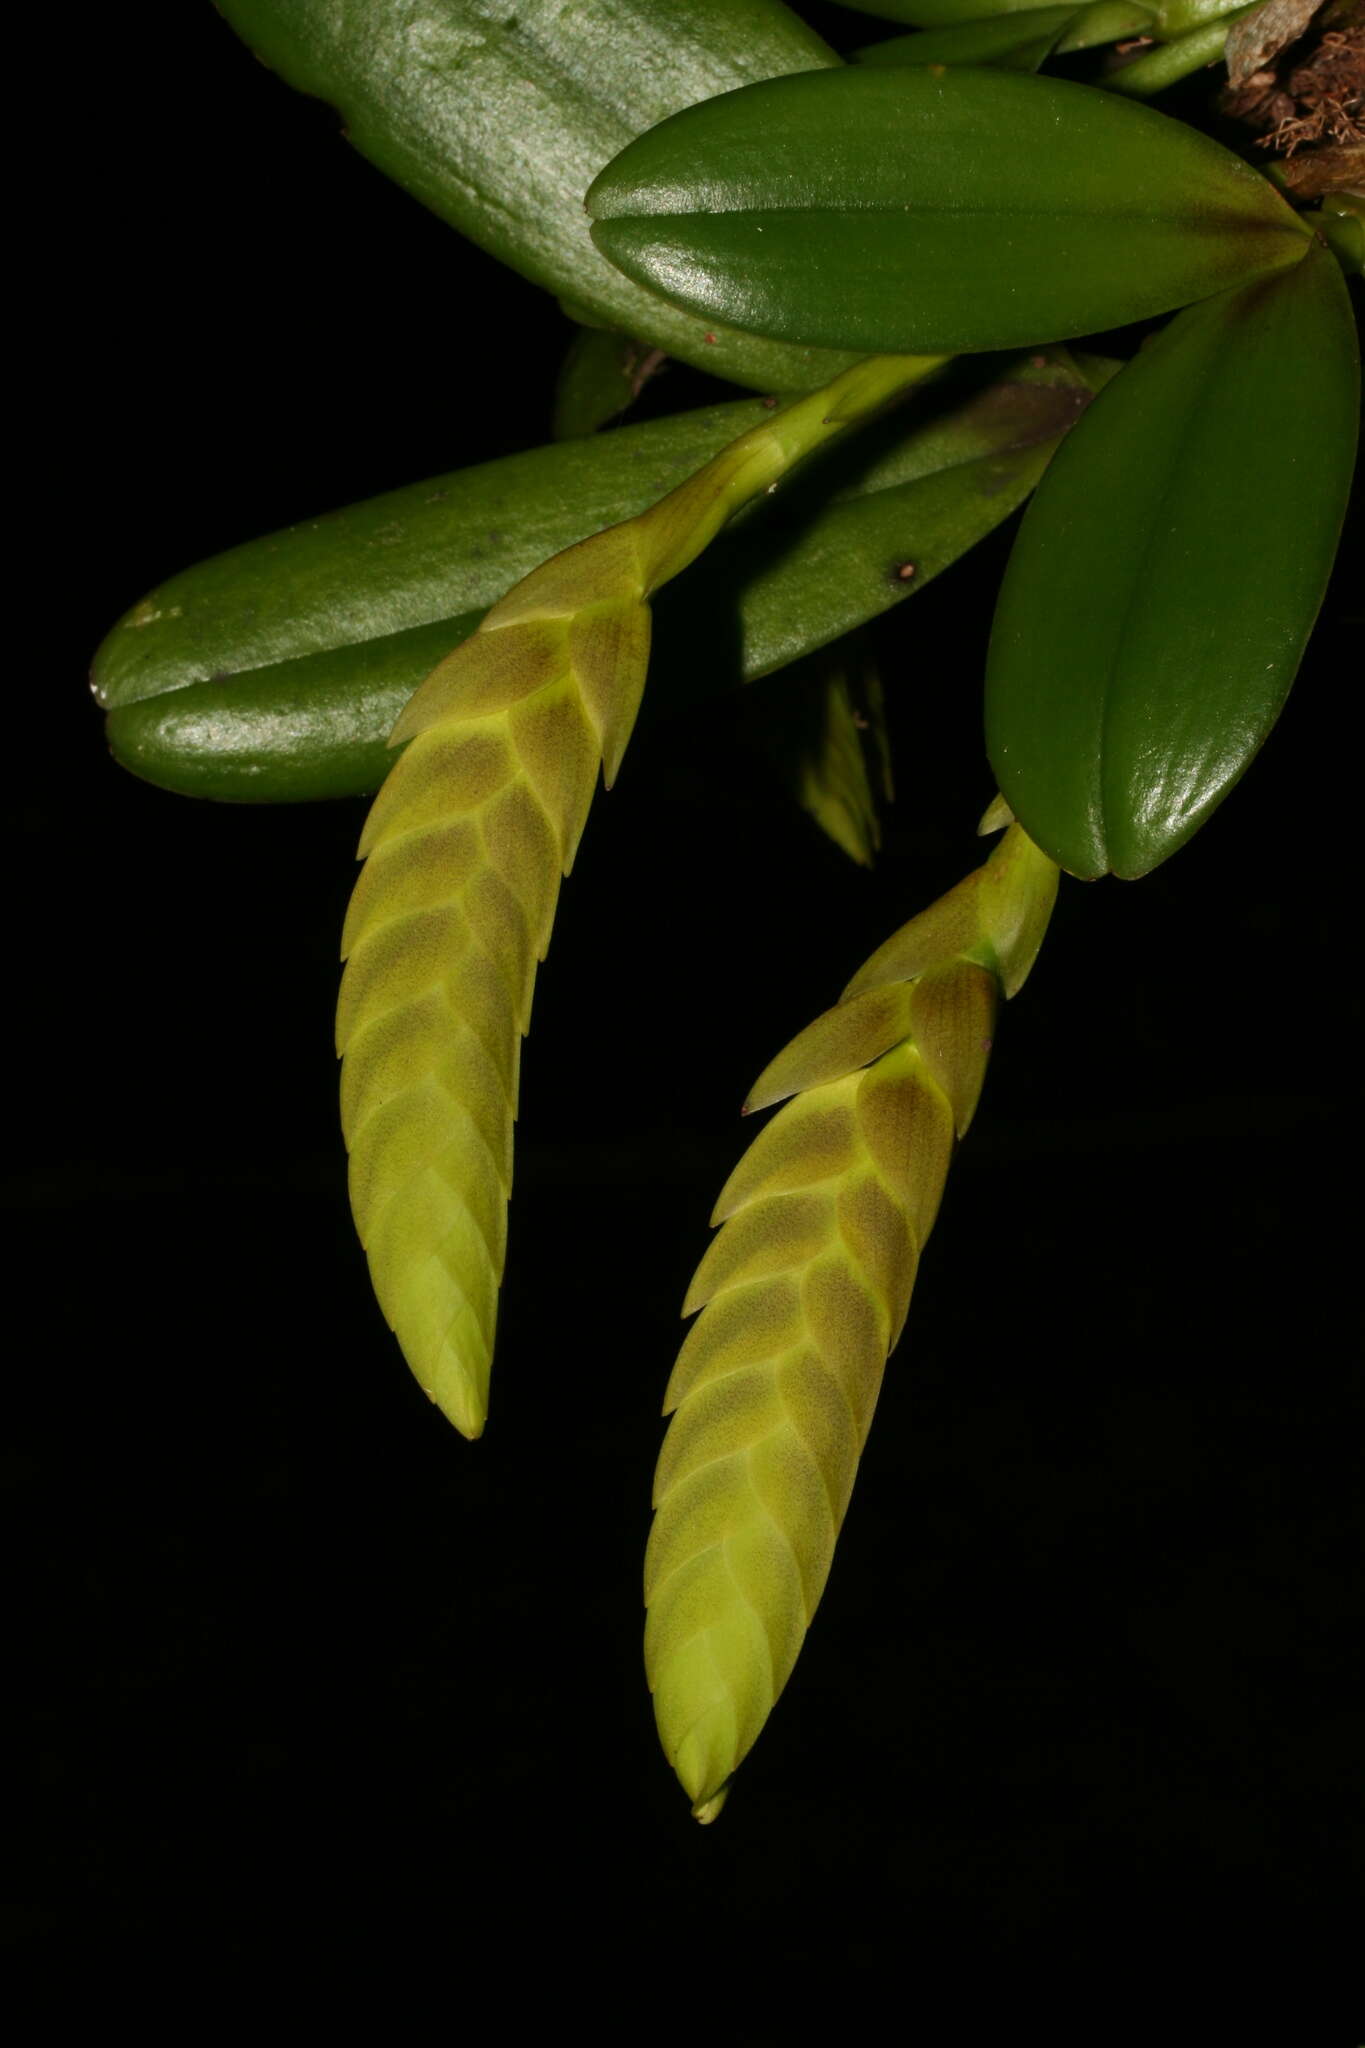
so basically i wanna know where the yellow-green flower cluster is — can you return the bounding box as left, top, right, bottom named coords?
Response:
left=648, top=814, right=1059, bottom=1814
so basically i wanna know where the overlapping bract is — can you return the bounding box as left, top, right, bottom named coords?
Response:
left=647, top=815, right=1059, bottom=1815
left=337, top=539, right=650, bottom=1439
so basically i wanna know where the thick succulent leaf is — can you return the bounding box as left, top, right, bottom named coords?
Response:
left=217, top=0, right=858, bottom=393
left=855, top=4, right=1151, bottom=69
left=858, top=12, right=1068, bottom=66
left=97, top=354, right=1104, bottom=801
left=861, top=16, right=1065, bottom=64
left=722, top=351, right=1113, bottom=683
left=587, top=68, right=1311, bottom=355
left=648, top=821, right=1059, bottom=1814
left=986, top=244, right=1359, bottom=879
left=95, top=401, right=780, bottom=756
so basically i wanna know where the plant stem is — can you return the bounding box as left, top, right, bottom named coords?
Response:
left=1106, top=8, right=1256, bottom=94
left=634, top=354, right=950, bottom=588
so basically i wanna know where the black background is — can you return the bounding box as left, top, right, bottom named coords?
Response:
left=16, top=1, right=1362, bottom=2009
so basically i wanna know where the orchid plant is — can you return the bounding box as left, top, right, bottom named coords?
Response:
left=94, top=0, right=1361, bottom=1818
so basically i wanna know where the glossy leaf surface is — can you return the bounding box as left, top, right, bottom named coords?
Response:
left=986, top=245, right=1359, bottom=878
left=588, top=68, right=1310, bottom=355
left=97, top=356, right=1104, bottom=801
left=218, top=0, right=857, bottom=393
left=96, top=400, right=782, bottom=800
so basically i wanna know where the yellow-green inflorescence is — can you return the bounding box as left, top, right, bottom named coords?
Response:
left=337, top=353, right=946, bottom=1438
left=647, top=806, right=1059, bottom=1815
left=336, top=539, right=651, bottom=1438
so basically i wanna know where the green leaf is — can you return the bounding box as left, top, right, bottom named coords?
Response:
left=98, top=353, right=1106, bottom=802
left=856, top=9, right=1082, bottom=68
left=217, top=0, right=859, bottom=393
left=96, top=399, right=772, bottom=800
left=855, top=4, right=1154, bottom=70
left=985, top=245, right=1359, bottom=879
left=587, top=68, right=1311, bottom=356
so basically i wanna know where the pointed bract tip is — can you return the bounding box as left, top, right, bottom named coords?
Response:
left=741, top=1079, right=791, bottom=1117
left=978, top=792, right=1014, bottom=837
left=385, top=699, right=426, bottom=750
left=432, top=1385, right=487, bottom=1441
left=692, top=1785, right=729, bottom=1825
